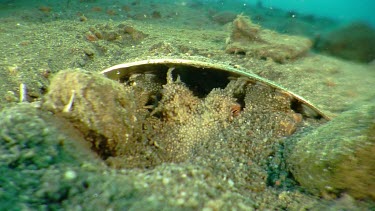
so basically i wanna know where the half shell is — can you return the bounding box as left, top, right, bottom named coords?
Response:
left=101, top=59, right=330, bottom=120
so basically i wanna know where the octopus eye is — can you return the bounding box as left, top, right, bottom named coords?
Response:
left=230, top=103, right=241, bottom=117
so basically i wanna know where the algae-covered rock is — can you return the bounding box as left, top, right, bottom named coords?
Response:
left=0, top=103, right=98, bottom=169
left=226, top=15, right=312, bottom=63
left=41, top=69, right=143, bottom=159
left=0, top=104, right=105, bottom=210
left=286, top=104, right=375, bottom=199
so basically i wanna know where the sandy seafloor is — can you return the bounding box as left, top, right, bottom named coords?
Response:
left=0, top=0, right=374, bottom=210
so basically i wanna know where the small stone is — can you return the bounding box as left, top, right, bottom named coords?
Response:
left=83, top=48, right=95, bottom=57
left=64, top=170, right=77, bottom=180
left=4, top=91, right=18, bottom=102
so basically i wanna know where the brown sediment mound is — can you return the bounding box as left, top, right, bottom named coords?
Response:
left=226, top=15, right=312, bottom=63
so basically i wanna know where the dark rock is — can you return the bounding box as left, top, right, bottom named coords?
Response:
left=314, top=22, right=375, bottom=63
left=211, top=11, right=238, bottom=25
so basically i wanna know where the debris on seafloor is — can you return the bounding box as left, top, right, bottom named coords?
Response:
left=286, top=103, right=375, bottom=200
left=86, top=23, right=148, bottom=43
left=225, top=15, right=312, bottom=63
left=38, top=6, right=52, bottom=13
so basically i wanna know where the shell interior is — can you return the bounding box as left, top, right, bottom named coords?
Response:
left=101, top=59, right=329, bottom=120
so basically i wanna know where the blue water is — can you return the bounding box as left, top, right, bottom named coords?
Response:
left=246, top=0, right=375, bottom=27
left=203, top=0, right=375, bottom=27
